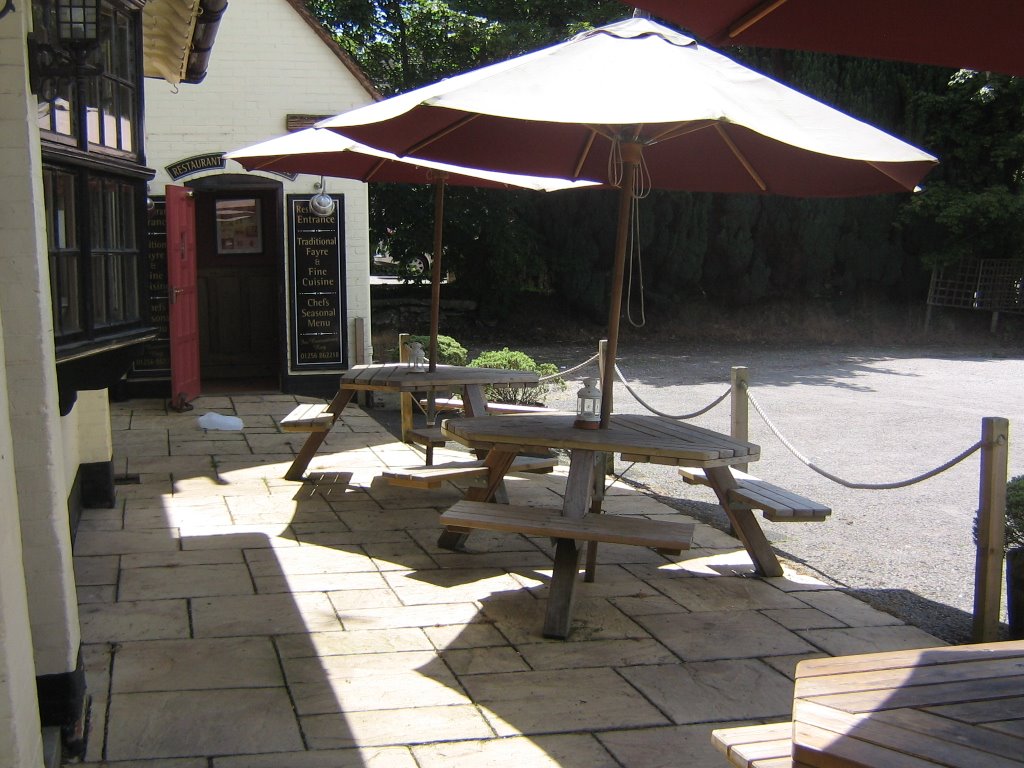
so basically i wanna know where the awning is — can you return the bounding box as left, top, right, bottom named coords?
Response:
left=142, top=0, right=227, bottom=86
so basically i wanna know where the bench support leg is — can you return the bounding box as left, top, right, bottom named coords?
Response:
left=284, top=390, right=354, bottom=482
left=543, top=538, right=581, bottom=639
left=438, top=448, right=518, bottom=550
left=705, top=465, right=784, bottom=577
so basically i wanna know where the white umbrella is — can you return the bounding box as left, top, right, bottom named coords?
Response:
left=317, top=18, right=937, bottom=423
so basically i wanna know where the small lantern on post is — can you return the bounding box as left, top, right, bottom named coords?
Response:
left=574, top=377, right=602, bottom=429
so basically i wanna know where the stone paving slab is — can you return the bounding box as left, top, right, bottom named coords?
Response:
left=75, top=395, right=948, bottom=768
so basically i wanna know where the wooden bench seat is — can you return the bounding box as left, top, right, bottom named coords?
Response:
left=679, top=467, right=830, bottom=522
left=712, top=722, right=794, bottom=768
left=439, top=500, right=694, bottom=555
left=383, top=455, right=558, bottom=489
left=419, top=397, right=551, bottom=415
left=280, top=402, right=335, bottom=432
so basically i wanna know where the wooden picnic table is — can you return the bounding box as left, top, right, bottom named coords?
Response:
left=440, top=412, right=766, bottom=637
left=283, top=363, right=539, bottom=480
left=791, top=640, right=1024, bottom=767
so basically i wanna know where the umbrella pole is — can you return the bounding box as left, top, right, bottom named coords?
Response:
left=428, top=177, right=446, bottom=372
left=600, top=142, right=642, bottom=428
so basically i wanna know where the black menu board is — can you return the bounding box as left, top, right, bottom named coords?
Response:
left=131, top=197, right=171, bottom=377
left=288, top=195, right=346, bottom=369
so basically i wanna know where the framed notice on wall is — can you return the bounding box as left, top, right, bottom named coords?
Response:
left=287, top=194, right=347, bottom=369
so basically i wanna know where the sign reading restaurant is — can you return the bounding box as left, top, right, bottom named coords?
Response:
left=287, top=195, right=346, bottom=369
left=165, top=153, right=226, bottom=180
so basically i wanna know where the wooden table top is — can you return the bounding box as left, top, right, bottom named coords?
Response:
left=339, top=363, right=539, bottom=392
left=792, top=640, right=1024, bottom=767
left=442, top=412, right=759, bottom=467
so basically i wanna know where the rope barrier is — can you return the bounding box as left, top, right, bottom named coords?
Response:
left=539, top=352, right=600, bottom=382
left=743, top=383, right=983, bottom=490
left=614, top=364, right=731, bottom=419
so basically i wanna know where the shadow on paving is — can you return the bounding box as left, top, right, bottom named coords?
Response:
left=71, top=394, right=950, bottom=767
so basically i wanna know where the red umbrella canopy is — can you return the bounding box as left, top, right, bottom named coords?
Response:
left=318, top=17, right=936, bottom=197
left=623, top=1, right=1024, bottom=77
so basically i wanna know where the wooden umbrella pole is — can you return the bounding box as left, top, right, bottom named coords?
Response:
left=428, top=176, right=446, bottom=372
left=600, top=141, right=642, bottom=428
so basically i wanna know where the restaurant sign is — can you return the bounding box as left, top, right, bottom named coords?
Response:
left=166, top=153, right=225, bottom=180
left=287, top=194, right=347, bottom=369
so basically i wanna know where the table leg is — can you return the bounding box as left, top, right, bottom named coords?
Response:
left=461, top=384, right=510, bottom=504
left=704, top=465, right=784, bottom=577
left=284, top=390, right=354, bottom=481
left=543, top=449, right=595, bottom=638
left=584, top=451, right=606, bottom=582
left=437, top=447, right=519, bottom=550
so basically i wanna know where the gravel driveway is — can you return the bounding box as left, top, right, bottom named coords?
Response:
left=513, top=341, right=1024, bottom=643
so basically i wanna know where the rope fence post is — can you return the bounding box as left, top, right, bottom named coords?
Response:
left=731, top=366, right=749, bottom=473
left=973, top=416, right=1009, bottom=643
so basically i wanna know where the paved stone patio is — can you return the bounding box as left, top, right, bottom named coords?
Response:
left=73, top=393, right=943, bottom=767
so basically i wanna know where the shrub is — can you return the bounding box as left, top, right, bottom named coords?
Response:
left=1007, top=475, right=1024, bottom=550
left=408, top=334, right=468, bottom=366
left=468, top=347, right=564, bottom=405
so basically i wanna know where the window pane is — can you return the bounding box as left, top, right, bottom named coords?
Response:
left=102, top=80, right=117, bottom=149
left=119, top=85, right=134, bottom=152
left=44, top=168, right=83, bottom=336
left=59, top=254, right=83, bottom=334
left=92, top=254, right=107, bottom=326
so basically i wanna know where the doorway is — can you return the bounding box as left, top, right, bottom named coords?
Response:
left=190, top=177, right=283, bottom=384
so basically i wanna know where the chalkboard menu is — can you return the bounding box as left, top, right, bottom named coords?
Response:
left=130, top=197, right=171, bottom=378
left=288, top=195, right=346, bottom=369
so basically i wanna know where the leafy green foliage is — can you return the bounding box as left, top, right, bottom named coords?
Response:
left=1007, top=475, right=1024, bottom=551
left=900, top=72, right=1024, bottom=270
left=408, top=334, right=467, bottom=366
left=467, top=347, right=563, bottom=405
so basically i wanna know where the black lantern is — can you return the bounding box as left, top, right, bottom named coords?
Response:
left=28, top=0, right=104, bottom=97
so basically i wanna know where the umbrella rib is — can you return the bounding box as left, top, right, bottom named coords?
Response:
left=714, top=124, right=767, bottom=191
left=728, top=0, right=790, bottom=39
left=363, top=157, right=389, bottom=182
left=651, top=120, right=716, bottom=144
left=867, top=161, right=915, bottom=191
left=573, top=128, right=599, bottom=178
left=405, top=113, right=481, bottom=157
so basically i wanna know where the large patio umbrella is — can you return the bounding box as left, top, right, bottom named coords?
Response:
left=623, top=1, right=1024, bottom=77
left=317, top=17, right=936, bottom=426
left=226, top=128, right=597, bottom=371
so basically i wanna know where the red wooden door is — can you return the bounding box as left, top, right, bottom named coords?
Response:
left=166, top=185, right=201, bottom=410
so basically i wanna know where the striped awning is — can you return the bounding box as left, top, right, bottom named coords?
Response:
left=142, top=0, right=226, bottom=86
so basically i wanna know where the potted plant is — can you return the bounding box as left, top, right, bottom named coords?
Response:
left=1006, top=475, right=1024, bottom=639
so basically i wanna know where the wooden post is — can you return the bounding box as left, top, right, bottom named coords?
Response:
left=353, top=317, right=366, bottom=365
left=398, top=333, right=413, bottom=443
left=731, top=366, right=749, bottom=473
left=973, top=416, right=1009, bottom=642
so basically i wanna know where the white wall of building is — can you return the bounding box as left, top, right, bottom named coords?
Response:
left=0, top=5, right=64, bottom=766
left=144, top=0, right=376, bottom=369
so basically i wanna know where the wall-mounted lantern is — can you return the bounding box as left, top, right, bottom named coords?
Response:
left=27, top=0, right=104, bottom=97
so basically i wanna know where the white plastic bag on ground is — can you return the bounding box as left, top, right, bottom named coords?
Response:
left=197, top=412, right=244, bottom=431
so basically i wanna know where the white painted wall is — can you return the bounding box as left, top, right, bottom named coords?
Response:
left=0, top=5, right=58, bottom=766
left=144, top=0, right=376, bottom=370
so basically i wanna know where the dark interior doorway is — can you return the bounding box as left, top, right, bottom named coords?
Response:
left=190, top=177, right=282, bottom=383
